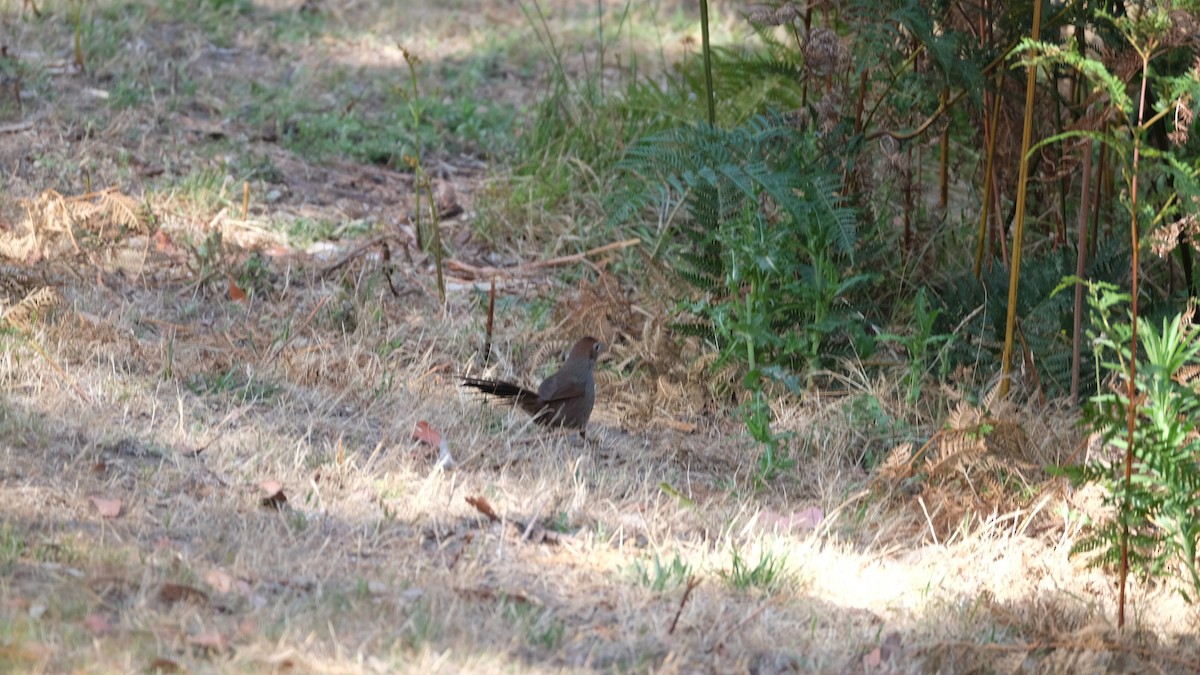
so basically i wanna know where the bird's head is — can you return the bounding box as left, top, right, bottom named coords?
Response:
left=570, top=336, right=604, bottom=364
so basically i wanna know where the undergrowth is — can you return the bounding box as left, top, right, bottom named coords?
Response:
left=1061, top=281, right=1200, bottom=603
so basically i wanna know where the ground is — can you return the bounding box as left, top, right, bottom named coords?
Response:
left=0, top=1, right=1197, bottom=673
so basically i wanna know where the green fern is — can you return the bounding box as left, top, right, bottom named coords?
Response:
left=609, top=114, right=871, bottom=479
left=935, top=238, right=1132, bottom=397
left=1056, top=282, right=1200, bottom=603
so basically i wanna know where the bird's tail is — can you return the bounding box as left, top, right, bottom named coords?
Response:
left=460, top=377, right=541, bottom=414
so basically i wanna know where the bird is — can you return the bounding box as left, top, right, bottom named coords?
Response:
left=461, top=336, right=604, bottom=439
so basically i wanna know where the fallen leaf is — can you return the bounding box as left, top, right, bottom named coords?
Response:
left=152, top=229, right=181, bottom=257
left=159, top=583, right=208, bottom=606
left=0, top=643, right=52, bottom=665
left=456, top=586, right=536, bottom=605
left=226, top=274, right=247, bottom=303
left=147, top=657, right=181, bottom=673
left=760, top=506, right=823, bottom=531
left=412, top=420, right=441, bottom=447
left=186, top=630, right=226, bottom=652
left=862, top=646, right=882, bottom=670
left=662, top=418, right=698, bottom=433
left=3, top=596, right=30, bottom=611
left=880, top=630, right=903, bottom=661
left=90, top=496, right=122, bottom=518
left=465, top=495, right=499, bottom=522
left=236, top=618, right=258, bottom=639
left=259, top=480, right=287, bottom=510
left=204, top=568, right=236, bottom=594
left=82, top=612, right=113, bottom=636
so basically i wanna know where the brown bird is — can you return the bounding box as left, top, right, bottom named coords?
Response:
left=461, top=336, right=604, bottom=439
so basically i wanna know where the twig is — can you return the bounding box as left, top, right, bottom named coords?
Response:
left=484, top=277, right=495, bottom=366
left=261, top=295, right=330, bottom=367
left=939, top=638, right=1200, bottom=673
left=710, top=598, right=772, bottom=651
left=21, top=332, right=92, bottom=405
left=446, top=238, right=642, bottom=280
left=668, top=576, right=701, bottom=635
left=520, top=498, right=548, bottom=542
left=917, top=495, right=940, bottom=546
left=0, top=121, right=35, bottom=134
left=526, top=238, right=641, bottom=270
left=321, top=233, right=411, bottom=275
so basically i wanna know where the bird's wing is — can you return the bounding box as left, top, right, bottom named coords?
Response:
left=537, top=372, right=584, bottom=402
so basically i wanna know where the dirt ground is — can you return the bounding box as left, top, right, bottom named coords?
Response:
left=0, top=1, right=1198, bottom=673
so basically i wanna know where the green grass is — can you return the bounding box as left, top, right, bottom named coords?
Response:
left=720, top=546, right=790, bottom=594
left=627, top=551, right=693, bottom=592
left=185, top=367, right=281, bottom=403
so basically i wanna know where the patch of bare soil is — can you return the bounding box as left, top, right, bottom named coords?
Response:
left=0, top=2, right=1197, bottom=674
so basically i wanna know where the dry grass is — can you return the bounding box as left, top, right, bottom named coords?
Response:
left=0, top=1, right=1198, bottom=673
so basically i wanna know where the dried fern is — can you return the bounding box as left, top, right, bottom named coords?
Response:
left=2, top=286, right=60, bottom=327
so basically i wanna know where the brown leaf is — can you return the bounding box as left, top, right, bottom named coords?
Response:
left=456, top=586, right=536, bottom=605
left=412, top=420, right=442, bottom=447
left=236, top=618, right=258, bottom=640
left=259, top=480, right=287, bottom=510
left=465, top=495, right=499, bottom=522
left=147, top=657, right=181, bottom=673
left=159, top=583, right=208, bottom=606
left=204, top=568, right=236, bottom=594
left=152, top=229, right=181, bottom=257
left=82, top=612, right=113, bottom=636
left=90, top=496, right=122, bottom=518
left=226, top=274, right=246, bottom=303
left=186, top=630, right=226, bottom=652
left=880, top=630, right=903, bottom=661
left=0, top=643, right=52, bottom=665
left=760, top=506, right=823, bottom=531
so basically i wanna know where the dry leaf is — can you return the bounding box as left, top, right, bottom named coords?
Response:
left=236, top=618, right=258, bottom=639
left=414, top=420, right=455, bottom=469
left=760, top=507, right=823, bottom=531
left=147, top=657, right=181, bottom=673
left=186, top=630, right=226, bottom=652
left=880, top=631, right=903, bottom=662
left=413, top=420, right=441, bottom=447
left=0, top=643, right=52, bottom=665
left=82, top=612, right=113, bottom=636
left=204, top=568, right=236, bottom=594
left=159, top=583, right=208, bottom=606
left=90, top=496, right=122, bottom=518
left=152, top=229, right=177, bottom=253
left=465, top=495, right=499, bottom=522
left=456, top=586, right=536, bottom=605
left=226, top=274, right=246, bottom=303
left=259, top=480, right=287, bottom=510
left=862, top=646, right=882, bottom=670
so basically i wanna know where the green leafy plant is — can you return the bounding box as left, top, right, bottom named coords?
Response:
left=611, top=116, right=870, bottom=479
left=878, top=287, right=953, bottom=402
left=719, top=546, right=789, bottom=593
left=628, top=551, right=692, bottom=592
left=1059, top=280, right=1200, bottom=603
left=398, top=47, right=445, bottom=302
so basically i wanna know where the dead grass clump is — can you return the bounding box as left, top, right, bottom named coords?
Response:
left=3, top=188, right=147, bottom=262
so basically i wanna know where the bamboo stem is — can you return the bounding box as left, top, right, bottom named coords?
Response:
left=1000, top=0, right=1042, bottom=397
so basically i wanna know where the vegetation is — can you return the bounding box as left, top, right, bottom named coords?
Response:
left=1, top=0, right=1199, bottom=671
